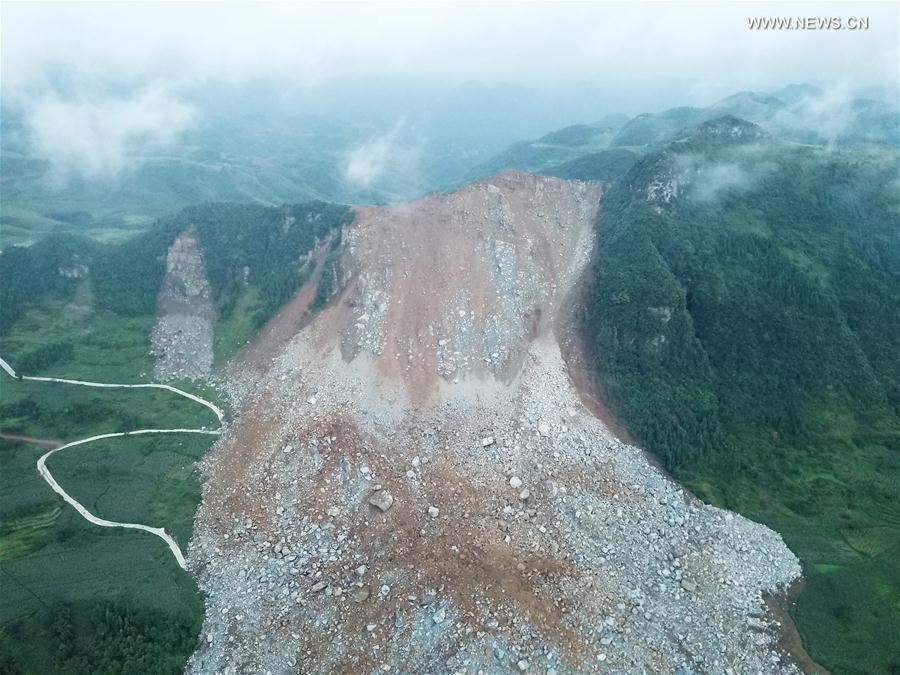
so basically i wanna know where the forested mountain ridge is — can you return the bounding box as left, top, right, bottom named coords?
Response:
left=610, top=86, right=900, bottom=148
left=472, top=85, right=899, bottom=184
left=1, top=201, right=352, bottom=352
left=585, top=117, right=900, bottom=673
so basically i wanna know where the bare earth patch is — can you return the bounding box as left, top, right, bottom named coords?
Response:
left=188, top=171, right=804, bottom=674
left=151, top=226, right=214, bottom=381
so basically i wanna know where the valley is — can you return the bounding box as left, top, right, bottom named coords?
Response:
left=0, top=355, right=224, bottom=569
left=1, top=84, right=897, bottom=674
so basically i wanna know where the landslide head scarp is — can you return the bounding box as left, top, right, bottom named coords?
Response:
left=332, top=170, right=602, bottom=401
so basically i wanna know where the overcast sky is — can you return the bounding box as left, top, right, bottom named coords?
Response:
left=3, top=1, right=898, bottom=101
left=2, top=2, right=897, bottom=185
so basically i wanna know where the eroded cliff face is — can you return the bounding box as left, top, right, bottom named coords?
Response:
left=151, top=226, right=214, bottom=381
left=187, top=170, right=802, bottom=674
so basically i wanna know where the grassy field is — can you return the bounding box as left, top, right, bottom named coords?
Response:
left=683, top=422, right=900, bottom=674
left=212, top=285, right=266, bottom=364
left=0, top=303, right=220, bottom=674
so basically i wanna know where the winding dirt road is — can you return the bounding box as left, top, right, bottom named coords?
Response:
left=0, top=356, right=224, bottom=570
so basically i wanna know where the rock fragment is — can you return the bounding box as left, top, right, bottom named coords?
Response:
left=369, top=491, right=395, bottom=512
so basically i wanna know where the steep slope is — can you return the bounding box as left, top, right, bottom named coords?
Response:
left=586, top=119, right=900, bottom=673
left=188, top=170, right=802, bottom=674
left=150, top=227, right=215, bottom=380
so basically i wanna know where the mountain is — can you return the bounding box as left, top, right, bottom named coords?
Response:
left=471, top=83, right=900, bottom=186
left=465, top=117, right=629, bottom=180
left=1, top=201, right=352, bottom=362
left=0, top=110, right=407, bottom=247
left=2, top=88, right=898, bottom=674
left=609, top=85, right=900, bottom=148
left=609, top=106, right=704, bottom=147
left=544, top=148, right=639, bottom=182
left=186, top=169, right=802, bottom=673
left=584, top=118, right=900, bottom=674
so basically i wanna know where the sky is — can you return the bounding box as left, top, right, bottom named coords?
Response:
left=2, top=1, right=898, bottom=184
left=3, top=1, right=898, bottom=100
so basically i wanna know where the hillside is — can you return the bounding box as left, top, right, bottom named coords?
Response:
left=610, top=88, right=899, bottom=148
left=585, top=118, right=900, bottom=673
left=0, top=200, right=350, bottom=673
left=465, top=116, right=630, bottom=181
left=471, top=85, right=899, bottom=187
left=186, top=170, right=804, bottom=673
left=0, top=111, right=393, bottom=247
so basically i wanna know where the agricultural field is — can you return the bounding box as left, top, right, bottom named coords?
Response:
left=0, top=304, right=220, bottom=674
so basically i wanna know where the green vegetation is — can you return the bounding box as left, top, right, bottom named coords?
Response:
left=546, top=148, right=638, bottom=183
left=0, top=199, right=349, bottom=672
left=609, top=90, right=899, bottom=149
left=1, top=201, right=352, bottom=360
left=466, top=120, right=626, bottom=180
left=587, top=125, right=900, bottom=673
left=0, top=303, right=218, bottom=674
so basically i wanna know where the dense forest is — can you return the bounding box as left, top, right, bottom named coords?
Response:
left=1, top=201, right=352, bottom=344
left=586, top=119, right=900, bottom=673
left=0, top=601, right=201, bottom=675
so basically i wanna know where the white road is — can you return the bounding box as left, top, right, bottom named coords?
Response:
left=0, top=356, right=223, bottom=570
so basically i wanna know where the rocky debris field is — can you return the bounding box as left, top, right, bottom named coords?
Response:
left=187, top=171, right=803, bottom=674
left=151, top=226, right=215, bottom=381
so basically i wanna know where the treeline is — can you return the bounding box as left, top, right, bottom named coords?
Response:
left=585, top=130, right=900, bottom=672
left=588, top=139, right=900, bottom=472
left=0, top=601, right=200, bottom=674
left=0, top=201, right=353, bottom=346
left=0, top=234, right=98, bottom=330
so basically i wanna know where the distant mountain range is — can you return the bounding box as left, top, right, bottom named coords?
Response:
left=468, top=84, right=899, bottom=182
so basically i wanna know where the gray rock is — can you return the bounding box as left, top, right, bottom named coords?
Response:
left=369, top=491, right=395, bottom=512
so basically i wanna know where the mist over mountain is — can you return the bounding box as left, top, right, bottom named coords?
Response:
left=1, top=3, right=899, bottom=675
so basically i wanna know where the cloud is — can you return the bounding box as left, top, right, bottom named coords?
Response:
left=692, top=162, right=753, bottom=202
left=26, top=86, right=195, bottom=182
left=2, top=2, right=897, bottom=101
left=675, top=149, right=777, bottom=203
left=345, top=136, right=395, bottom=188
left=768, top=84, right=896, bottom=146
left=344, top=125, right=421, bottom=191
